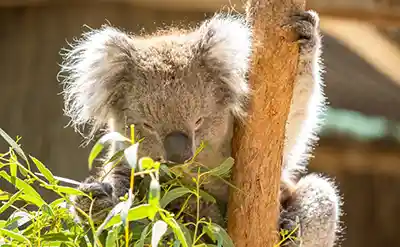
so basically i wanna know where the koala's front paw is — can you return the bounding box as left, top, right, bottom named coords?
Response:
left=71, top=179, right=119, bottom=224
left=289, top=10, right=320, bottom=52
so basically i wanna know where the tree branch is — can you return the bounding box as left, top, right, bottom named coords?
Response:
left=227, top=0, right=305, bottom=246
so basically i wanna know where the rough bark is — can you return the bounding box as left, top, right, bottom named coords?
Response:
left=227, top=0, right=305, bottom=246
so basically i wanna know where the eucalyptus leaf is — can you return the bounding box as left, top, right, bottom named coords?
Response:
left=151, top=220, right=168, bottom=247
left=124, top=143, right=139, bottom=169
left=40, top=232, right=76, bottom=242
left=177, top=222, right=193, bottom=247
left=49, top=198, right=65, bottom=208
left=161, top=216, right=189, bottom=247
left=207, top=223, right=234, bottom=247
left=198, top=189, right=217, bottom=204
left=0, top=228, right=31, bottom=246
left=88, top=132, right=130, bottom=170
left=0, top=189, right=11, bottom=201
left=105, top=228, right=118, bottom=247
left=104, top=204, right=153, bottom=229
left=121, top=190, right=134, bottom=227
left=139, top=157, right=154, bottom=171
left=135, top=224, right=150, bottom=247
left=160, top=187, right=192, bottom=208
left=148, top=179, right=161, bottom=220
left=207, top=157, right=234, bottom=178
left=5, top=211, right=32, bottom=231
left=97, top=200, right=127, bottom=235
left=0, top=189, right=24, bottom=215
left=53, top=185, right=88, bottom=197
left=9, top=161, right=17, bottom=183
left=0, top=171, right=45, bottom=207
left=30, top=156, right=55, bottom=184
left=0, top=128, right=28, bottom=162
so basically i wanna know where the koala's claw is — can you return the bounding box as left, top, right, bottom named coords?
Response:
left=71, top=181, right=118, bottom=223
left=279, top=212, right=301, bottom=246
left=287, top=10, right=320, bottom=51
left=291, top=10, right=319, bottom=27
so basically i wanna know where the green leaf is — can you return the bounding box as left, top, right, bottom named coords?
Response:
left=49, top=198, right=66, bottom=209
left=40, top=232, right=76, bottom=242
left=198, top=189, right=216, bottom=204
left=151, top=220, right=168, bottom=247
left=104, top=204, right=153, bottom=229
left=0, top=190, right=24, bottom=215
left=0, top=190, right=11, bottom=201
left=0, top=228, right=31, bottom=246
left=207, top=157, right=234, bottom=178
left=160, top=187, right=192, bottom=208
left=136, top=224, right=150, bottom=247
left=139, top=157, right=154, bottom=171
left=30, top=156, right=55, bottom=184
left=16, top=162, right=28, bottom=177
left=0, top=128, right=28, bottom=162
left=97, top=201, right=126, bottom=235
left=19, top=194, right=46, bottom=207
left=203, top=224, right=216, bottom=243
left=41, top=204, right=54, bottom=216
left=9, top=162, right=17, bottom=184
left=149, top=179, right=160, bottom=206
left=161, top=216, right=189, bottom=247
left=148, top=179, right=160, bottom=220
left=207, top=223, right=234, bottom=247
left=88, top=132, right=130, bottom=170
left=177, top=222, right=193, bottom=247
left=0, top=220, right=6, bottom=228
left=88, top=143, right=104, bottom=170
left=6, top=211, right=32, bottom=231
left=160, top=164, right=173, bottom=178
left=103, top=149, right=125, bottom=166
left=0, top=171, right=45, bottom=207
left=105, top=228, right=118, bottom=247
left=41, top=241, right=76, bottom=247
left=52, top=185, right=88, bottom=197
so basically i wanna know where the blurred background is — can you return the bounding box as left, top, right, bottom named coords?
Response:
left=1, top=0, right=400, bottom=246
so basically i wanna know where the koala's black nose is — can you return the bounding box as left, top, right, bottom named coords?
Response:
left=163, top=131, right=193, bottom=164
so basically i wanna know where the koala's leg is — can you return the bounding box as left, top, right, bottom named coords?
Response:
left=279, top=174, right=341, bottom=247
left=283, top=10, right=325, bottom=179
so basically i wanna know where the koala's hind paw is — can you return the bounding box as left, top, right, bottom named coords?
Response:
left=71, top=179, right=119, bottom=224
left=279, top=174, right=340, bottom=247
left=289, top=10, right=320, bottom=51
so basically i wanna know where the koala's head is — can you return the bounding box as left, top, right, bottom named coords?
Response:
left=59, top=14, right=252, bottom=165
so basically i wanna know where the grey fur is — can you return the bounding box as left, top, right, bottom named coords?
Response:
left=59, top=10, right=342, bottom=246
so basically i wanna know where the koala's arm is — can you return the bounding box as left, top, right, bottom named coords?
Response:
left=70, top=154, right=131, bottom=223
left=282, top=10, right=326, bottom=180
left=278, top=11, right=342, bottom=247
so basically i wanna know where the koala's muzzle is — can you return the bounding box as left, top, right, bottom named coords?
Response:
left=163, top=131, right=193, bottom=164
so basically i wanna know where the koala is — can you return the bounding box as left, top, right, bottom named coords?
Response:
left=59, top=10, right=341, bottom=247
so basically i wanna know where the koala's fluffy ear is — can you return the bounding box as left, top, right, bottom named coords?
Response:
left=59, top=26, right=135, bottom=135
left=195, top=14, right=253, bottom=118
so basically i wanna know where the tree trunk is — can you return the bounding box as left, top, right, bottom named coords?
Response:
left=227, top=0, right=305, bottom=246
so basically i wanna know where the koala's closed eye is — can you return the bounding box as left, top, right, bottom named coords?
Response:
left=195, top=117, right=204, bottom=130
left=143, top=122, right=156, bottom=132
